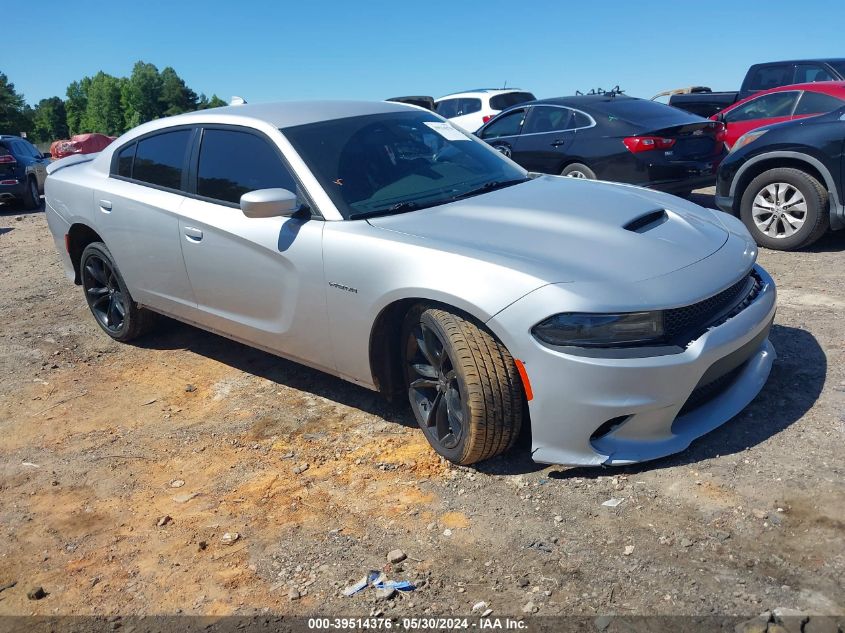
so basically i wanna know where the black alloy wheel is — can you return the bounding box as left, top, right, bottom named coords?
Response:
left=82, top=252, right=127, bottom=333
left=405, top=321, right=466, bottom=451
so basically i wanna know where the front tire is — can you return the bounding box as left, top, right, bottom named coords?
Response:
left=80, top=242, right=155, bottom=342
left=402, top=306, right=524, bottom=465
left=561, top=163, right=596, bottom=180
left=739, top=167, right=829, bottom=250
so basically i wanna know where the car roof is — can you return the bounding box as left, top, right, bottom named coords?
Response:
left=751, top=58, right=845, bottom=65
left=722, top=81, right=845, bottom=113
left=435, top=89, right=529, bottom=100
left=526, top=94, right=640, bottom=108
left=168, top=100, right=415, bottom=129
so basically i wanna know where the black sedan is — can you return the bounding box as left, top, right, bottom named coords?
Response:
left=475, top=95, right=727, bottom=196
left=716, top=106, right=845, bottom=250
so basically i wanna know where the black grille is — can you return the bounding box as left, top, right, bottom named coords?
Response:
left=664, top=272, right=760, bottom=344
left=678, top=363, right=745, bottom=415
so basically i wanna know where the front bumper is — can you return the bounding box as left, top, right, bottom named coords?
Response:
left=489, top=264, right=776, bottom=466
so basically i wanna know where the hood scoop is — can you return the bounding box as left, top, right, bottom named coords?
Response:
left=624, top=209, right=669, bottom=233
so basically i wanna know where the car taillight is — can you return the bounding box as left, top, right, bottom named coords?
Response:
left=622, top=137, right=676, bottom=153
left=713, top=122, right=726, bottom=143
left=0, top=155, right=16, bottom=164
left=482, top=115, right=494, bottom=123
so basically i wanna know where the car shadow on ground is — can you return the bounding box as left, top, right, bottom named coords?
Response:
left=0, top=198, right=45, bottom=216
left=545, top=324, right=825, bottom=480
left=136, top=318, right=417, bottom=429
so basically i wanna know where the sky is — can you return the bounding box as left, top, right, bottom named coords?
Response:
left=3, top=0, right=843, bottom=106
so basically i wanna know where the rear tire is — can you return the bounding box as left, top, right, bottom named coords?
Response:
left=80, top=242, right=156, bottom=342
left=23, top=177, right=40, bottom=210
left=561, top=163, right=596, bottom=180
left=739, top=167, right=829, bottom=250
left=402, top=305, right=524, bottom=465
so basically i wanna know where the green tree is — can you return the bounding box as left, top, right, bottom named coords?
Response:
left=122, top=61, right=162, bottom=128
left=31, top=96, right=69, bottom=142
left=66, top=77, right=91, bottom=135
left=83, top=72, right=124, bottom=135
left=197, top=93, right=227, bottom=110
left=0, top=72, right=28, bottom=135
left=160, top=66, right=197, bottom=116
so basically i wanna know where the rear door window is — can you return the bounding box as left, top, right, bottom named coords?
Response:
left=746, top=64, right=794, bottom=91
left=490, top=92, right=536, bottom=110
left=724, top=92, right=800, bottom=122
left=480, top=109, right=526, bottom=139
left=522, top=106, right=573, bottom=134
left=132, top=130, right=192, bottom=190
left=793, top=91, right=845, bottom=115
left=794, top=64, right=835, bottom=84
left=435, top=99, right=460, bottom=118
left=197, top=128, right=297, bottom=205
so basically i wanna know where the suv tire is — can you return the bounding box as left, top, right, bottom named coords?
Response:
left=739, top=167, right=829, bottom=250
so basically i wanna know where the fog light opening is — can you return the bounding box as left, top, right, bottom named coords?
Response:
left=590, top=415, right=631, bottom=442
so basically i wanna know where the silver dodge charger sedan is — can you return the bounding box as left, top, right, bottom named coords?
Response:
left=44, top=100, right=776, bottom=467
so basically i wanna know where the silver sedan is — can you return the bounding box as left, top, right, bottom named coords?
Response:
left=44, top=100, right=776, bottom=466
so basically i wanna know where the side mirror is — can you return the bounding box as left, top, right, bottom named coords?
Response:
left=42, top=152, right=52, bottom=159
left=240, top=188, right=299, bottom=218
left=714, top=111, right=726, bottom=123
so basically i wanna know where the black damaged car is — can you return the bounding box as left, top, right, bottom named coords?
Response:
left=475, top=94, right=727, bottom=196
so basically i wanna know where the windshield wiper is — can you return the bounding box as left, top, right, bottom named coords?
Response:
left=348, top=201, right=423, bottom=220
left=449, top=177, right=530, bottom=202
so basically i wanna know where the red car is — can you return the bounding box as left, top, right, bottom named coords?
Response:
left=713, top=81, right=845, bottom=148
left=50, top=133, right=116, bottom=159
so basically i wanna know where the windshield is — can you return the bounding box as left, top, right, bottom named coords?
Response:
left=281, top=110, right=527, bottom=219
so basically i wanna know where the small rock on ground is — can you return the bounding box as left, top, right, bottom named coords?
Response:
left=387, top=549, right=407, bottom=564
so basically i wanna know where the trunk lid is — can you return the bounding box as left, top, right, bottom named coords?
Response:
left=643, top=120, right=724, bottom=160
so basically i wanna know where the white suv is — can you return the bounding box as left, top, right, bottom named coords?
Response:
left=435, top=89, right=536, bottom=133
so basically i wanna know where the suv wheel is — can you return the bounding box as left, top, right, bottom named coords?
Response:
left=739, top=167, right=829, bottom=250
left=23, top=177, right=40, bottom=210
left=402, top=306, right=524, bottom=465
left=80, top=242, right=155, bottom=341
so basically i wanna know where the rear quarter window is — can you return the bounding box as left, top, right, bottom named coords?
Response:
left=490, top=92, right=536, bottom=111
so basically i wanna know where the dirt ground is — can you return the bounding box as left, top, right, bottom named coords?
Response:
left=0, top=191, right=843, bottom=622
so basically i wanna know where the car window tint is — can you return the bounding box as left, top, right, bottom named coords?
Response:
left=435, top=99, right=460, bottom=118
left=746, top=64, right=793, bottom=91
left=133, top=130, right=191, bottom=190
left=480, top=109, right=525, bottom=139
left=197, top=129, right=296, bottom=205
left=725, top=92, right=799, bottom=123
left=116, top=143, right=136, bottom=177
left=490, top=92, right=536, bottom=111
left=793, top=91, right=845, bottom=115
left=794, top=64, right=834, bottom=84
left=571, top=111, right=592, bottom=128
left=523, top=107, right=572, bottom=134
left=458, top=98, right=481, bottom=115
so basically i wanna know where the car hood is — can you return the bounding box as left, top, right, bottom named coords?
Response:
left=367, top=175, right=732, bottom=284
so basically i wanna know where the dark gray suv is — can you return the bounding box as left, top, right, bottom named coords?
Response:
left=0, top=135, right=50, bottom=209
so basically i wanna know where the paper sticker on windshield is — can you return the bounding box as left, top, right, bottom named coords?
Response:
left=424, top=122, right=470, bottom=141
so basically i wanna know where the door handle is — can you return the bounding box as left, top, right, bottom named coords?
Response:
left=99, top=200, right=112, bottom=212
left=184, top=226, right=203, bottom=242
left=550, top=139, right=567, bottom=147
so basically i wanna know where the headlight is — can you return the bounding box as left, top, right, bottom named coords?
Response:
left=532, top=312, right=664, bottom=347
left=730, top=129, right=768, bottom=153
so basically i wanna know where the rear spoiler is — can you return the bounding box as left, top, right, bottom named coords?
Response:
left=46, top=152, right=99, bottom=175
